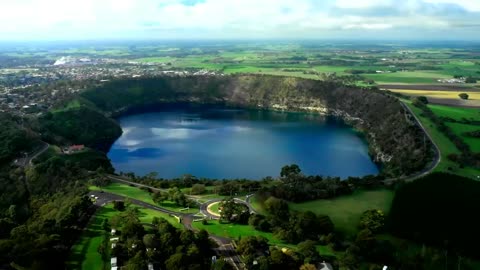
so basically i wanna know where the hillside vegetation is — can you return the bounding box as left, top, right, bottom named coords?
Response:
left=79, top=75, right=432, bottom=177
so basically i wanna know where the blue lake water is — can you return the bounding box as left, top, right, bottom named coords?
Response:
left=107, top=107, right=379, bottom=179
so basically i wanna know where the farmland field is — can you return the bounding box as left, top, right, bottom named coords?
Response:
left=389, top=89, right=480, bottom=107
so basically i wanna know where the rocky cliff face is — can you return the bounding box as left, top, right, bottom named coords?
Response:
left=80, top=74, right=432, bottom=177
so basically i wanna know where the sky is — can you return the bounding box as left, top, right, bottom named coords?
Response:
left=0, top=0, right=479, bottom=41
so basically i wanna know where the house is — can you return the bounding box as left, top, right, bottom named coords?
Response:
left=148, top=263, right=154, bottom=270
left=63, top=144, right=85, bottom=154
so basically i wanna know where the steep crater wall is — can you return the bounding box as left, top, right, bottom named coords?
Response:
left=70, top=75, right=433, bottom=177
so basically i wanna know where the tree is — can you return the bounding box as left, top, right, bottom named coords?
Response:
left=113, top=201, right=125, bottom=211
left=280, top=164, right=301, bottom=178
left=359, top=209, right=385, bottom=233
left=297, top=240, right=320, bottom=264
left=300, top=264, right=317, bottom=270
left=102, top=218, right=110, bottom=232
left=125, top=251, right=147, bottom=270
left=417, top=96, right=429, bottom=104
left=165, top=253, right=186, bottom=270
left=191, top=184, right=206, bottom=195
left=220, top=198, right=250, bottom=224
left=152, top=191, right=167, bottom=205
left=465, top=77, right=477, bottom=83
left=237, top=236, right=269, bottom=257
left=143, top=234, right=159, bottom=248
left=459, top=93, right=469, bottom=100
left=122, top=220, right=145, bottom=239
left=264, top=197, right=290, bottom=222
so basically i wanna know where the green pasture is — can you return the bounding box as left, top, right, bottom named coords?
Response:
left=289, top=189, right=394, bottom=237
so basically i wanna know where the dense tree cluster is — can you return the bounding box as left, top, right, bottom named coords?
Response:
left=235, top=236, right=324, bottom=270
left=0, top=114, right=35, bottom=163
left=259, top=165, right=387, bottom=203
left=219, top=198, right=250, bottom=224
left=152, top=187, right=197, bottom=208
left=249, top=196, right=334, bottom=244
left=39, top=105, right=122, bottom=151
left=106, top=208, right=214, bottom=270
left=389, top=173, right=480, bottom=258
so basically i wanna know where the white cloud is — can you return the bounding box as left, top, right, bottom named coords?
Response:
left=0, top=0, right=478, bottom=40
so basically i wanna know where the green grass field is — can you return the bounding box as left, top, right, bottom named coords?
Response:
left=446, top=122, right=480, bottom=153
left=68, top=203, right=182, bottom=270
left=89, top=183, right=199, bottom=214
left=364, top=71, right=451, bottom=84
left=192, top=220, right=336, bottom=256
left=67, top=205, right=115, bottom=270
left=289, top=190, right=395, bottom=236
left=208, top=202, right=222, bottom=216
left=429, top=104, right=480, bottom=121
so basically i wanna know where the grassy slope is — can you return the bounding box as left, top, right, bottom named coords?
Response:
left=68, top=203, right=182, bottom=270
left=89, top=183, right=199, bottom=214
left=192, top=220, right=336, bottom=256
left=289, top=190, right=395, bottom=236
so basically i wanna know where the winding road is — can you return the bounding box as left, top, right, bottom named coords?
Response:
left=14, top=141, right=50, bottom=167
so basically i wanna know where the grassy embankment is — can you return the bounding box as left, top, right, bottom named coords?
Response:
left=250, top=189, right=394, bottom=237
left=404, top=101, right=480, bottom=179
left=89, top=183, right=199, bottom=214
left=67, top=203, right=181, bottom=270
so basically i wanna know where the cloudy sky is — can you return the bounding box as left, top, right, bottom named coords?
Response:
left=1, top=0, right=479, bottom=40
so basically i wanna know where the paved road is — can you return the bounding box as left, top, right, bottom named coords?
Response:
left=14, top=141, right=49, bottom=167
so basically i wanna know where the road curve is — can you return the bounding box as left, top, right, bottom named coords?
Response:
left=383, top=102, right=441, bottom=183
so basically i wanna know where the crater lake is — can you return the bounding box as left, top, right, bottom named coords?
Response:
left=107, top=106, right=379, bottom=179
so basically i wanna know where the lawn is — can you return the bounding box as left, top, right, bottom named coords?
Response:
left=67, top=203, right=182, bottom=270
left=89, top=183, right=199, bottom=214
left=192, top=220, right=336, bottom=256
left=208, top=202, right=222, bottom=216
left=289, top=189, right=395, bottom=237
left=67, top=205, right=117, bottom=270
